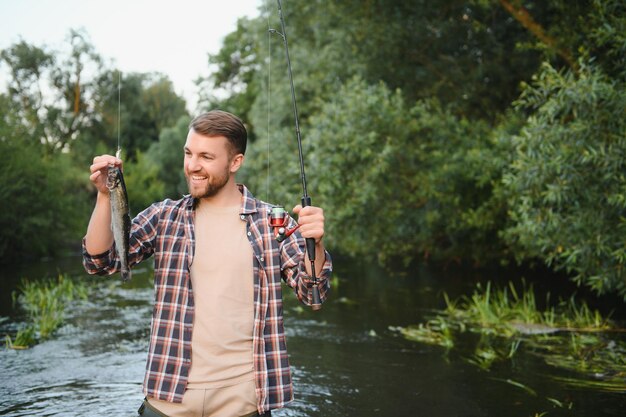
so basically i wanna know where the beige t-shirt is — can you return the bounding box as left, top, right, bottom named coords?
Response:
left=187, top=203, right=256, bottom=401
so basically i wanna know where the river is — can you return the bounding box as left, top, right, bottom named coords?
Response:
left=1, top=254, right=625, bottom=416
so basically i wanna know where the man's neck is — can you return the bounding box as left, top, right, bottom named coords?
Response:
left=197, top=181, right=242, bottom=208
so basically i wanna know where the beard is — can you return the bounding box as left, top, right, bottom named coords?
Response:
left=186, top=168, right=230, bottom=199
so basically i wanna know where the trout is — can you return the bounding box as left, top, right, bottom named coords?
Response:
left=107, top=161, right=131, bottom=281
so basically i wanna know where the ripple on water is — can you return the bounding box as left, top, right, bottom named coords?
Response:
left=0, top=281, right=151, bottom=416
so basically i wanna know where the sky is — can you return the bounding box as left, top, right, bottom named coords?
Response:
left=0, top=0, right=263, bottom=110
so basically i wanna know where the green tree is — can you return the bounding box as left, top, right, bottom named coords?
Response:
left=0, top=29, right=190, bottom=261
left=257, top=76, right=510, bottom=266
left=143, top=76, right=188, bottom=133
left=197, top=16, right=263, bottom=126
left=502, top=61, right=626, bottom=297
left=0, top=29, right=104, bottom=154
left=583, top=0, right=626, bottom=81
left=205, top=0, right=584, bottom=126
left=0, top=138, right=89, bottom=261
left=171, top=0, right=626, bottom=305
left=123, top=150, right=165, bottom=215
left=146, top=115, right=191, bottom=200
left=76, top=71, right=189, bottom=164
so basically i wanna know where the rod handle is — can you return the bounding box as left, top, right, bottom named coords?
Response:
left=301, top=196, right=316, bottom=262
left=311, top=283, right=322, bottom=311
left=301, top=196, right=321, bottom=310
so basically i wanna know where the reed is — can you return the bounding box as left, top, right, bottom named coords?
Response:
left=443, top=280, right=611, bottom=335
left=392, top=280, right=626, bottom=392
left=5, top=274, right=88, bottom=349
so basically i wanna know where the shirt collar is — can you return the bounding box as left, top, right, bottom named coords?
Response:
left=238, top=184, right=258, bottom=215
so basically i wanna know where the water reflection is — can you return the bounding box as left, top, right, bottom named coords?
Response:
left=1, top=255, right=625, bottom=416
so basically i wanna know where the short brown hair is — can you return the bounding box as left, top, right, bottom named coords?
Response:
left=189, top=110, right=247, bottom=155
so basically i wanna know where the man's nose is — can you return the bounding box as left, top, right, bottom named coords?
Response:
left=186, top=157, right=200, bottom=171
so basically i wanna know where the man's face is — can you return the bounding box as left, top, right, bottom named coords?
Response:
left=183, top=130, right=240, bottom=199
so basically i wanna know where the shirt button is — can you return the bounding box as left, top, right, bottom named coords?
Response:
left=247, top=231, right=252, bottom=236
left=260, top=257, right=264, bottom=262
left=240, top=215, right=245, bottom=220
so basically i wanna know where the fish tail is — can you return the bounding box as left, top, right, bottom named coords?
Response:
left=121, top=268, right=132, bottom=282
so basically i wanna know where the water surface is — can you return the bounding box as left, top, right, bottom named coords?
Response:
left=1, top=255, right=625, bottom=416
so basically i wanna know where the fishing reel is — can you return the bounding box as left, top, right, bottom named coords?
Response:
left=270, top=204, right=322, bottom=310
left=270, top=206, right=300, bottom=242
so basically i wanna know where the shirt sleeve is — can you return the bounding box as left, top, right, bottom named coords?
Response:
left=280, top=216, right=333, bottom=306
left=82, top=201, right=162, bottom=277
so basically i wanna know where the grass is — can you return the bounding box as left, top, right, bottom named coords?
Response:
left=391, top=280, right=626, bottom=392
left=5, top=273, right=88, bottom=349
left=442, top=280, right=612, bottom=336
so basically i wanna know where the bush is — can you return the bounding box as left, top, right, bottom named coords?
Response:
left=123, top=150, right=165, bottom=215
left=303, top=77, right=510, bottom=265
left=146, top=115, right=190, bottom=200
left=503, top=61, right=626, bottom=297
left=0, top=139, right=90, bottom=261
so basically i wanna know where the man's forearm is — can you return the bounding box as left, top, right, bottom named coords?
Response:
left=84, top=192, right=114, bottom=255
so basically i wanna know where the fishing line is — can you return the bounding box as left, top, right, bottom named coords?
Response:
left=116, top=71, right=122, bottom=158
left=266, top=6, right=273, bottom=203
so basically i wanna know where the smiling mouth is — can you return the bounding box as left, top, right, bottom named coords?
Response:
left=188, top=174, right=208, bottom=184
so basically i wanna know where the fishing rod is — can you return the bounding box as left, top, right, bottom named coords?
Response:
left=270, top=0, right=321, bottom=310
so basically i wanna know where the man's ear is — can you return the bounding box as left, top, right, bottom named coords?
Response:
left=230, top=154, right=244, bottom=173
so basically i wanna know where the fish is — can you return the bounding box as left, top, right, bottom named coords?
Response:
left=107, top=155, right=132, bottom=282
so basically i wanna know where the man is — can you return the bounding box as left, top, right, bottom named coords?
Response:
left=82, top=110, right=332, bottom=417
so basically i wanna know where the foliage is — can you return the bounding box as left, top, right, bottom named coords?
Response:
left=578, top=0, right=626, bottom=81
left=210, top=0, right=540, bottom=260
left=0, top=137, right=90, bottom=261
left=0, top=31, right=188, bottom=262
left=124, top=115, right=194, bottom=213
left=206, top=0, right=589, bottom=128
left=309, top=0, right=549, bottom=119
left=392, top=280, right=626, bottom=392
left=146, top=115, right=191, bottom=200
left=205, top=0, right=626, bottom=298
left=5, top=274, right=88, bottom=348
left=0, top=29, right=103, bottom=154
left=502, top=61, right=626, bottom=297
left=117, top=72, right=188, bottom=160
left=300, top=77, right=510, bottom=265
left=5, top=325, right=36, bottom=350
left=76, top=71, right=188, bottom=163
left=123, top=151, right=165, bottom=215
left=444, top=280, right=611, bottom=334
left=1, top=0, right=625, bottom=301
left=198, top=16, right=263, bottom=124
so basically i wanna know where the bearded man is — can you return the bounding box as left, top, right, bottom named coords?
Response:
left=83, top=110, right=332, bottom=417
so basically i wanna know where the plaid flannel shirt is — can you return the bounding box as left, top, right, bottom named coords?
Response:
left=82, top=184, right=332, bottom=413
